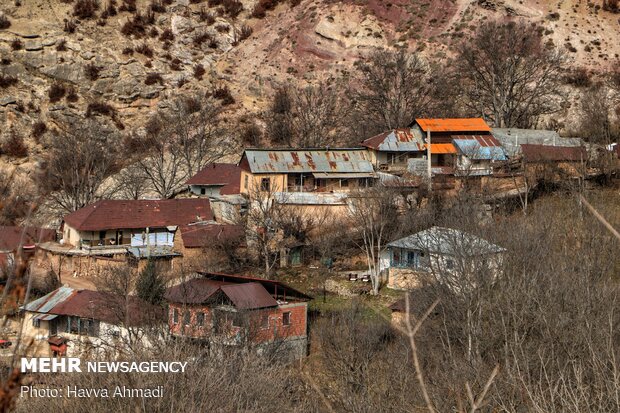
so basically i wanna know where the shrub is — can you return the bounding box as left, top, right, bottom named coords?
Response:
left=170, top=58, right=182, bottom=70
left=31, top=121, right=47, bottom=141
left=122, top=46, right=134, bottom=55
left=136, top=42, right=154, bottom=57
left=105, top=1, right=117, bottom=16
left=0, top=75, right=18, bottom=88
left=603, top=0, right=619, bottom=13
left=0, top=15, right=11, bottom=30
left=193, top=32, right=212, bottom=47
left=213, top=85, right=234, bottom=105
left=239, top=24, right=253, bottom=41
left=159, top=28, right=174, bottom=41
left=564, top=67, right=592, bottom=87
left=216, top=24, right=229, bottom=33
left=177, top=76, right=188, bottom=87
left=144, top=60, right=152, bottom=68
left=193, top=63, right=205, bottom=79
left=85, top=62, right=101, bottom=80
left=149, top=27, right=158, bottom=37
left=64, top=19, right=77, bottom=33
left=145, top=72, right=163, bottom=85
left=56, top=38, right=68, bottom=51
left=251, top=0, right=282, bottom=18
left=1, top=58, right=11, bottom=65
left=73, top=0, right=99, bottom=19
left=118, top=0, right=136, bottom=12
left=1, top=132, right=28, bottom=158
left=121, top=11, right=154, bottom=37
left=150, top=0, right=166, bottom=12
left=223, top=0, right=243, bottom=18
left=66, top=87, right=79, bottom=102
left=190, top=0, right=204, bottom=3
left=207, top=0, right=223, bottom=6
left=547, top=12, right=560, bottom=21
left=86, top=101, right=117, bottom=119
left=48, top=83, right=66, bottom=103
left=198, top=7, right=216, bottom=24
left=11, top=39, right=23, bottom=50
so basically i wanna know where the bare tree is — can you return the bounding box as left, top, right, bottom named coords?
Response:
left=165, top=94, right=235, bottom=177
left=264, top=82, right=348, bottom=147
left=350, top=50, right=436, bottom=135
left=113, top=163, right=150, bottom=200
left=457, top=20, right=566, bottom=128
left=347, top=186, right=399, bottom=295
left=41, top=121, right=118, bottom=212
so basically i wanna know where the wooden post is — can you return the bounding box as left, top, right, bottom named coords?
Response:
left=426, top=129, right=432, bottom=191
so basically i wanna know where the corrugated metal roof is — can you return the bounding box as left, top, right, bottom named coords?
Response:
left=273, top=192, right=348, bottom=205
left=242, top=149, right=374, bottom=174
left=127, top=246, right=182, bottom=258
left=521, top=144, right=587, bottom=162
left=22, top=286, right=76, bottom=313
left=361, top=129, right=425, bottom=151
left=387, top=226, right=505, bottom=256
left=416, top=118, right=491, bottom=132
left=453, top=139, right=507, bottom=161
left=33, top=314, right=58, bottom=321
left=64, top=199, right=213, bottom=232
left=492, top=128, right=584, bottom=158
left=430, top=143, right=457, bottom=154
left=220, top=283, right=278, bottom=310
left=312, top=172, right=376, bottom=179
left=185, top=163, right=242, bottom=195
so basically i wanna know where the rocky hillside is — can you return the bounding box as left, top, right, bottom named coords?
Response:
left=0, top=0, right=618, bottom=222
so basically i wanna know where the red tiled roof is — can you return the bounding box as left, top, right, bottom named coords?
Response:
left=416, top=118, right=491, bottom=132
left=521, top=144, right=587, bottom=162
left=63, top=199, right=213, bottom=231
left=0, top=226, right=55, bottom=251
left=180, top=224, right=245, bottom=248
left=185, top=163, right=242, bottom=195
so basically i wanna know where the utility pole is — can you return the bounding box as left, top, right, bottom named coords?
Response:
left=426, top=128, right=432, bottom=192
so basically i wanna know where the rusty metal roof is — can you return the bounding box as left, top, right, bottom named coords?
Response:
left=361, top=128, right=425, bottom=151
left=64, top=199, right=213, bottom=231
left=242, top=149, right=374, bottom=174
left=185, top=163, right=242, bottom=195
left=430, top=143, right=457, bottom=154
left=416, top=118, right=491, bottom=132
left=521, top=144, right=587, bottom=162
left=220, top=283, right=278, bottom=310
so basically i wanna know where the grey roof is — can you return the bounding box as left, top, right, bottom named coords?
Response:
left=127, top=246, right=182, bottom=259
left=22, top=286, right=75, bottom=313
left=387, top=226, right=505, bottom=256
left=492, top=128, right=584, bottom=158
left=242, top=149, right=374, bottom=174
left=273, top=192, right=348, bottom=205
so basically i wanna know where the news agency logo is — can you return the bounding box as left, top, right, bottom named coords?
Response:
left=20, top=358, right=188, bottom=373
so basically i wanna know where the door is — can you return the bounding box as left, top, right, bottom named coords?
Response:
left=289, top=247, right=302, bottom=266
left=49, top=320, right=57, bottom=336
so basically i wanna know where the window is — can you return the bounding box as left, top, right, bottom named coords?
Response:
left=173, top=308, right=179, bottom=324
left=32, top=318, right=41, bottom=328
left=282, top=312, right=291, bottom=326
left=183, top=311, right=191, bottom=326
left=244, top=174, right=249, bottom=189
left=200, top=187, right=206, bottom=195
left=260, top=178, right=270, bottom=192
left=196, top=312, right=205, bottom=327
left=339, top=179, right=348, bottom=188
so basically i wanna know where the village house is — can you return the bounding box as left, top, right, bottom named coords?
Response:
left=491, top=128, right=584, bottom=159
left=411, top=118, right=504, bottom=177
left=20, top=286, right=162, bottom=357
left=361, top=128, right=427, bottom=175
left=36, top=199, right=222, bottom=277
left=520, top=143, right=588, bottom=184
left=185, top=163, right=247, bottom=222
left=380, top=226, right=505, bottom=290
left=0, top=226, right=55, bottom=276
left=165, top=272, right=311, bottom=359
